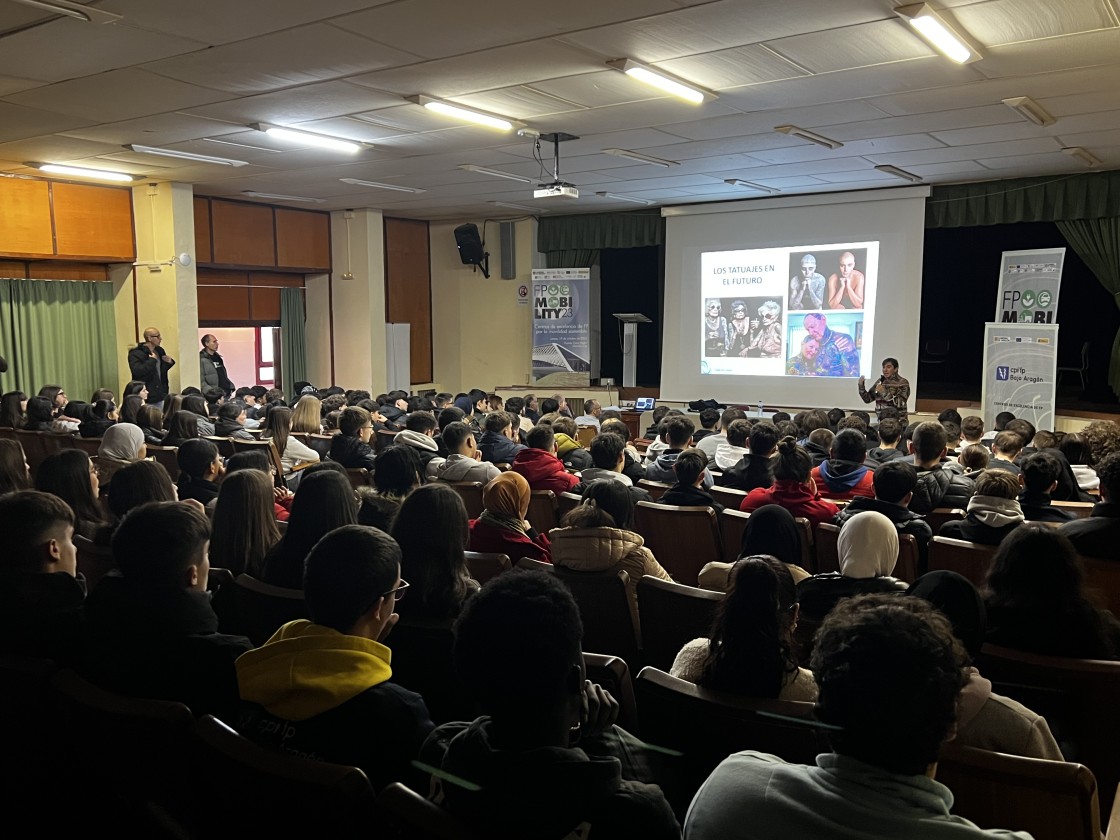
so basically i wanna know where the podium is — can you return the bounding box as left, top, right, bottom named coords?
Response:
left=613, top=312, right=652, bottom=388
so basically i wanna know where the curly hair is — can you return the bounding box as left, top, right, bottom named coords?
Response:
left=1079, top=420, right=1120, bottom=466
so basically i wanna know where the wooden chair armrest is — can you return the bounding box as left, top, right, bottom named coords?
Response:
left=1107, top=782, right=1120, bottom=840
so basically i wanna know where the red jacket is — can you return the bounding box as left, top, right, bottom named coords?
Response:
left=468, top=518, right=552, bottom=564
left=511, top=448, right=580, bottom=496
left=810, top=462, right=876, bottom=501
left=741, top=479, right=840, bottom=528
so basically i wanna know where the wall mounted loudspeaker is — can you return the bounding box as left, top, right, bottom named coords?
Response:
left=454, top=223, right=490, bottom=278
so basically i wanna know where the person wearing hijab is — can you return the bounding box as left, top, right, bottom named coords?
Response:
left=95, top=423, right=148, bottom=487
left=796, top=510, right=908, bottom=624
left=908, top=571, right=1062, bottom=760
left=467, top=472, right=551, bottom=563
left=698, top=504, right=811, bottom=590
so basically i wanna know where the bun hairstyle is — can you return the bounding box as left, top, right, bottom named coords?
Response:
left=773, top=436, right=813, bottom=483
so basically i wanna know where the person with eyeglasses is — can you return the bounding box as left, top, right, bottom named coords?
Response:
left=127, top=326, right=176, bottom=409
left=235, top=525, right=434, bottom=791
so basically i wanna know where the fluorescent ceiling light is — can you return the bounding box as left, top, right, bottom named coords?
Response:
left=895, top=3, right=981, bottom=64
left=489, top=201, right=541, bottom=212
left=10, top=0, right=121, bottom=23
left=407, top=96, right=522, bottom=131
left=595, top=191, right=654, bottom=206
left=37, top=163, right=135, bottom=182
left=339, top=178, right=424, bottom=193
left=126, top=144, right=249, bottom=167
left=602, top=148, right=679, bottom=167
left=251, top=124, right=362, bottom=153
left=1001, top=96, right=1056, bottom=127
left=874, top=164, right=923, bottom=183
left=1062, top=147, right=1100, bottom=168
left=607, top=58, right=716, bottom=104
left=724, top=179, right=780, bottom=194
left=774, top=125, right=844, bottom=150
left=458, top=164, right=532, bottom=184
left=242, top=191, right=325, bottom=204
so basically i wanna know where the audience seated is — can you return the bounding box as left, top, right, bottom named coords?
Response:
left=51, top=399, right=84, bottom=434
left=797, top=511, right=908, bottom=625
left=646, top=416, right=713, bottom=489
left=262, top=471, right=358, bottom=589
left=289, top=394, right=322, bottom=434
left=684, top=594, right=1031, bottom=839
left=578, top=432, right=651, bottom=503
left=1059, top=432, right=1098, bottom=494
left=395, top=411, right=444, bottom=478
left=164, top=409, right=200, bottom=447
left=328, top=406, right=378, bottom=471
left=810, top=429, right=875, bottom=500
left=136, top=404, right=167, bottom=446
left=983, top=524, right=1120, bottom=660
left=0, top=438, right=31, bottom=495
left=986, top=432, right=1024, bottom=475
left=575, top=398, right=602, bottom=431
left=181, top=394, right=216, bottom=436
left=435, top=420, right=501, bottom=484
left=696, top=408, right=746, bottom=468
left=24, top=395, right=56, bottom=431
left=1017, top=451, right=1074, bottom=522
left=262, top=406, right=320, bottom=471
left=721, top=420, right=778, bottom=492
left=214, top=401, right=254, bottom=439
left=35, top=449, right=107, bottom=542
left=691, top=408, right=720, bottom=443
left=373, top=446, right=424, bottom=504
left=803, top=428, right=833, bottom=468
left=600, top=418, right=646, bottom=483
left=1060, top=449, right=1120, bottom=558
left=700, top=504, right=811, bottom=590
left=661, top=451, right=724, bottom=513
left=511, top=425, right=580, bottom=495
left=671, top=556, right=816, bottom=703
left=740, top=437, right=838, bottom=527
left=551, top=479, right=672, bottom=636
left=420, top=570, right=679, bottom=839
left=210, top=469, right=281, bottom=577
left=97, top=422, right=146, bottom=464
left=833, top=461, right=932, bottom=569
left=81, top=501, right=252, bottom=717
left=938, top=471, right=1024, bottom=546
left=957, top=444, right=990, bottom=475
left=226, top=449, right=292, bottom=521
left=959, top=415, right=985, bottom=451
left=236, top=525, right=434, bottom=790
left=552, top=416, right=593, bottom=470
left=478, top=411, right=526, bottom=465
left=0, top=490, right=84, bottom=664
left=107, top=460, right=176, bottom=523
left=0, top=389, right=27, bottom=429
left=467, top=472, right=551, bottom=563
left=176, top=438, right=224, bottom=505
left=907, top=571, right=1062, bottom=760
left=866, top=418, right=904, bottom=465
left=909, top=422, right=975, bottom=515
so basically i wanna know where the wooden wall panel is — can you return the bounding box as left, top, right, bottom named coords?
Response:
left=249, top=273, right=303, bottom=322
left=0, top=260, right=27, bottom=277
left=384, top=217, right=432, bottom=384
left=275, top=208, right=330, bottom=270
left=210, top=200, right=276, bottom=267
left=0, top=179, right=54, bottom=256
left=197, top=269, right=250, bottom=322
left=28, top=262, right=109, bottom=280
left=194, top=197, right=213, bottom=264
left=52, top=183, right=134, bottom=260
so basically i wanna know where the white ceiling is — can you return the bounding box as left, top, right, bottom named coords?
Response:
left=0, top=0, right=1117, bottom=219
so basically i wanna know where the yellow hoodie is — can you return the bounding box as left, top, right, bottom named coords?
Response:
left=554, top=432, right=583, bottom=457
left=236, top=620, right=393, bottom=721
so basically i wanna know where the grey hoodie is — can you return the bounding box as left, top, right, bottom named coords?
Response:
left=436, top=454, right=501, bottom=484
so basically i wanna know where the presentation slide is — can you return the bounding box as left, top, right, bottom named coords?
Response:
left=661, top=187, right=928, bottom=409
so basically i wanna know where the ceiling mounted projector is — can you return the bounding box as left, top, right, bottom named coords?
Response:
left=533, top=132, right=579, bottom=199
left=534, top=183, right=579, bottom=199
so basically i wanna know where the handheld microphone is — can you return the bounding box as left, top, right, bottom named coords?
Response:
left=877, top=375, right=886, bottom=385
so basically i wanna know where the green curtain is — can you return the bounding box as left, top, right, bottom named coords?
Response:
left=537, top=210, right=663, bottom=264
left=926, top=170, right=1120, bottom=228
left=0, top=278, right=117, bottom=404
left=1055, top=218, right=1120, bottom=396
left=279, top=287, right=308, bottom=391
left=545, top=249, right=599, bottom=268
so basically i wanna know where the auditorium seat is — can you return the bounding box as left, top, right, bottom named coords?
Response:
left=816, top=523, right=919, bottom=583
left=634, top=501, right=721, bottom=586
left=925, top=507, right=966, bottom=534
left=375, top=783, right=479, bottom=840
left=374, top=429, right=398, bottom=452
left=1082, top=555, right=1120, bottom=616
left=146, top=444, right=179, bottom=481
left=637, top=576, right=723, bottom=671
left=463, top=550, right=510, bottom=585
left=576, top=425, right=597, bottom=448
left=204, top=435, right=235, bottom=458
left=345, top=467, right=372, bottom=490
left=388, top=618, right=468, bottom=724
left=708, top=484, right=748, bottom=510
left=210, top=573, right=309, bottom=646
left=720, top=508, right=751, bottom=563
left=75, top=534, right=115, bottom=591
left=444, top=481, right=484, bottom=519
left=557, top=490, right=582, bottom=519
left=15, top=429, right=51, bottom=475
left=583, top=652, right=639, bottom=734
left=1053, top=500, right=1095, bottom=519
left=928, top=536, right=998, bottom=587
left=525, top=489, right=559, bottom=534
left=637, top=479, right=671, bottom=500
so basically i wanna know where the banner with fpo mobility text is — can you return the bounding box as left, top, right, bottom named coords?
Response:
left=981, top=323, right=1058, bottom=431
left=994, top=247, right=1065, bottom=324
left=532, top=268, right=591, bottom=387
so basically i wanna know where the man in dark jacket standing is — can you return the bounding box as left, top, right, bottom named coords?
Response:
left=199, top=334, right=235, bottom=397
left=128, top=327, right=175, bottom=407
left=909, top=422, right=974, bottom=515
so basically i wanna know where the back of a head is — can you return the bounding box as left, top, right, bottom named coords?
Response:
left=483, top=411, right=510, bottom=434
left=1005, top=418, right=1036, bottom=447
left=114, top=501, right=210, bottom=588
left=339, top=405, right=371, bottom=437
left=811, top=594, right=968, bottom=775
left=405, top=412, right=438, bottom=435
left=304, top=525, right=401, bottom=633
left=552, top=416, right=576, bottom=438
left=588, top=431, right=624, bottom=469
left=807, top=428, right=834, bottom=451
left=0, top=439, right=31, bottom=494
left=454, top=571, right=582, bottom=716
left=771, top=411, right=791, bottom=425
left=505, top=396, right=525, bottom=415
left=908, top=571, right=986, bottom=662
left=26, top=396, right=53, bottom=424
left=650, top=405, right=671, bottom=426
left=286, top=471, right=358, bottom=551
left=226, top=450, right=272, bottom=475
left=168, top=411, right=198, bottom=441
left=827, top=408, right=845, bottom=428
left=1032, top=430, right=1057, bottom=450
left=873, top=461, right=917, bottom=504
left=994, top=411, right=1015, bottom=431
left=986, top=524, right=1086, bottom=612
left=802, top=409, right=831, bottom=434
left=1021, top=451, right=1061, bottom=494
left=373, top=445, right=422, bottom=495
left=526, top=424, right=555, bottom=452
left=720, top=407, right=746, bottom=431
left=580, top=478, right=634, bottom=529
left=391, top=483, right=469, bottom=610
left=837, top=415, right=867, bottom=436
left=0, top=490, right=75, bottom=573
left=673, top=449, right=707, bottom=487
left=992, top=431, right=1024, bottom=457
left=177, top=438, right=218, bottom=479
left=108, top=460, right=176, bottom=520
left=600, top=418, right=631, bottom=441
left=217, top=401, right=243, bottom=423
left=441, top=420, right=472, bottom=454
left=831, top=429, right=865, bottom=463
left=937, top=408, right=963, bottom=427
left=699, top=408, right=720, bottom=430
left=961, top=416, right=984, bottom=441
left=876, top=418, right=901, bottom=446
left=749, top=420, right=779, bottom=456
left=582, top=399, right=598, bottom=416
left=974, top=469, right=1019, bottom=500
left=35, top=449, right=99, bottom=523
left=1081, top=420, right=1120, bottom=466
left=912, top=421, right=948, bottom=463
left=773, top=436, right=812, bottom=482
left=1096, top=451, right=1120, bottom=501
left=438, top=406, right=465, bottom=430
left=959, top=444, right=990, bottom=473
left=940, top=421, right=961, bottom=445
left=539, top=398, right=559, bottom=416
left=726, top=418, right=750, bottom=448
left=182, top=394, right=208, bottom=417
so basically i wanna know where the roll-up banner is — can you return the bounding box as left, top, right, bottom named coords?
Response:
left=981, top=323, right=1058, bottom=431
left=532, top=268, right=591, bottom=386
left=994, top=248, right=1065, bottom=324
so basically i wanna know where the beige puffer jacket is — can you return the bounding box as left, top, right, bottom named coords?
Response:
left=548, top=526, right=673, bottom=640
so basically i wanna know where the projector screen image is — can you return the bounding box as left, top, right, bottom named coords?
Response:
left=699, top=242, right=878, bottom=379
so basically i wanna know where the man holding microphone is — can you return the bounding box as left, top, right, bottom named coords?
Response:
left=858, top=357, right=909, bottom=425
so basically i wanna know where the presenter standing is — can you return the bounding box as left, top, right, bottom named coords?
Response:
left=127, top=327, right=175, bottom=409
left=858, top=357, right=909, bottom=425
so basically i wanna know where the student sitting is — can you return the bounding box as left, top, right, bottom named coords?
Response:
left=660, top=450, right=724, bottom=513
left=810, top=429, right=875, bottom=500
left=577, top=432, right=651, bottom=504
left=939, top=470, right=1024, bottom=546
left=986, top=431, right=1024, bottom=475
left=1017, top=451, right=1075, bottom=522
left=833, top=461, right=932, bottom=572
left=866, top=418, right=905, bottom=465
left=721, top=420, right=778, bottom=492
left=552, top=416, right=593, bottom=470
left=395, top=411, right=445, bottom=478
left=511, top=425, right=580, bottom=495
left=600, top=418, right=647, bottom=483
left=175, top=438, right=224, bottom=506
left=574, top=398, right=602, bottom=431
left=958, top=444, right=990, bottom=475
left=645, top=416, right=713, bottom=488
left=214, top=400, right=254, bottom=440
left=477, top=411, right=526, bottom=465
left=741, top=437, right=838, bottom=528
left=435, top=420, right=501, bottom=484
left=696, top=408, right=746, bottom=467
left=328, top=406, right=377, bottom=471
left=468, top=472, right=551, bottom=563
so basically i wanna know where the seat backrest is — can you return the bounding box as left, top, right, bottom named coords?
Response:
left=925, top=507, right=966, bottom=534
left=346, top=467, right=371, bottom=490
left=634, top=501, right=722, bottom=586
left=928, top=536, right=998, bottom=587
left=210, top=573, right=309, bottom=646
left=976, top=643, right=1120, bottom=822
left=376, top=782, right=480, bottom=840
left=637, top=576, right=724, bottom=671
left=557, top=490, right=582, bottom=520
left=147, top=444, right=180, bottom=481
left=720, top=508, right=751, bottom=563
left=551, top=565, right=640, bottom=669
left=1053, top=500, right=1094, bottom=519
left=389, top=618, right=472, bottom=724
left=525, top=489, right=558, bottom=534
left=15, top=429, right=49, bottom=476
left=1081, top=555, right=1120, bottom=616
left=74, top=533, right=116, bottom=592
left=204, top=435, right=235, bottom=458
left=304, top=433, right=335, bottom=459
left=637, top=478, right=672, bottom=500
left=815, top=522, right=842, bottom=574
left=793, top=517, right=815, bottom=572
left=463, top=551, right=511, bottom=585
left=576, top=426, right=597, bottom=448
left=895, top=533, right=919, bottom=583
left=190, top=715, right=376, bottom=833
left=937, top=744, right=1100, bottom=840
left=70, top=436, right=102, bottom=457
left=583, top=652, right=639, bottom=734
left=708, top=484, right=748, bottom=511
left=445, top=481, right=484, bottom=519
left=374, top=428, right=398, bottom=452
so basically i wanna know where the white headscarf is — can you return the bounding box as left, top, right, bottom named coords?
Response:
left=98, top=423, right=144, bottom=461
left=837, top=510, right=898, bottom=579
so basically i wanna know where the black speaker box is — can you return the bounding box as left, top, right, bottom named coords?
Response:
left=454, top=223, right=485, bottom=264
